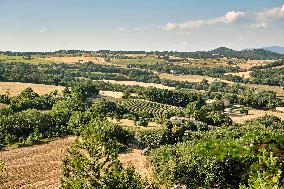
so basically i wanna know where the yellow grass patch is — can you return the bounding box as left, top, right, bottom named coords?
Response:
left=46, top=56, right=105, bottom=64
left=158, top=73, right=232, bottom=84
left=224, top=71, right=252, bottom=79
left=99, top=90, right=124, bottom=99
left=0, top=82, right=65, bottom=96
left=230, top=109, right=284, bottom=123
left=108, top=118, right=159, bottom=129
left=118, top=149, right=153, bottom=179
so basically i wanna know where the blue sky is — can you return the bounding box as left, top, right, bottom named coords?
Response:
left=0, top=0, right=284, bottom=51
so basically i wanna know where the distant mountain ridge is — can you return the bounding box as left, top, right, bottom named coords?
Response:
left=261, top=46, right=284, bottom=55
left=206, top=47, right=284, bottom=60
left=243, top=46, right=284, bottom=55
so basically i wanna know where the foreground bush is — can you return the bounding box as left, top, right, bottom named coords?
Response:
left=61, top=118, right=156, bottom=189
left=149, top=118, right=284, bottom=188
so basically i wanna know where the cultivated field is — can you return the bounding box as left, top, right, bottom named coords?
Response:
left=0, top=82, right=65, bottom=96
left=0, top=136, right=76, bottom=189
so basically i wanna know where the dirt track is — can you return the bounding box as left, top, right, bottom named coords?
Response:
left=0, top=136, right=76, bottom=189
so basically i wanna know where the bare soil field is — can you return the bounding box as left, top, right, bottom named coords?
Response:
left=0, top=136, right=76, bottom=189
left=158, top=73, right=232, bottom=84
left=45, top=56, right=105, bottom=64
left=99, top=90, right=124, bottom=99
left=99, top=80, right=175, bottom=90
left=0, top=82, right=65, bottom=96
left=230, top=109, right=284, bottom=123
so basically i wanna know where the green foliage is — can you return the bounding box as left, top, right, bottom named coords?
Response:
left=140, top=88, right=199, bottom=107
left=149, top=119, right=284, bottom=188
left=0, top=61, right=281, bottom=110
left=91, top=98, right=127, bottom=118
left=136, top=118, right=149, bottom=127
left=61, top=118, right=154, bottom=189
left=132, top=121, right=200, bottom=149
left=9, top=88, right=60, bottom=112
left=240, top=149, right=283, bottom=189
left=239, top=106, right=249, bottom=115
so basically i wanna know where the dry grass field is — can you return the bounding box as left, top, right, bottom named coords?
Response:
left=118, top=148, right=153, bottom=179
left=238, top=60, right=275, bottom=69
left=99, top=90, right=124, bottom=99
left=45, top=56, right=105, bottom=64
left=0, top=82, right=65, bottom=96
left=110, top=57, right=166, bottom=66
left=0, top=136, right=76, bottom=189
left=157, top=73, right=284, bottom=99
left=224, top=71, right=252, bottom=79
left=242, top=83, right=284, bottom=100
left=108, top=118, right=159, bottom=129
left=158, top=73, right=233, bottom=84
left=230, top=109, right=284, bottom=123
left=177, top=59, right=228, bottom=68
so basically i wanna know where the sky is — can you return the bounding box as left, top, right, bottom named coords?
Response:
left=0, top=0, right=284, bottom=52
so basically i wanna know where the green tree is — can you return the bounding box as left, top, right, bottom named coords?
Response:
left=240, top=149, right=283, bottom=189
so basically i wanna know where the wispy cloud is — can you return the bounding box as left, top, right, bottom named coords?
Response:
left=246, top=22, right=268, bottom=29
left=162, top=23, right=177, bottom=30
left=117, top=27, right=126, bottom=31
left=256, top=4, right=284, bottom=21
left=161, top=4, right=284, bottom=31
left=117, top=26, right=154, bottom=32
left=38, top=27, right=47, bottom=33
left=133, top=27, right=153, bottom=31
left=162, top=11, right=245, bottom=30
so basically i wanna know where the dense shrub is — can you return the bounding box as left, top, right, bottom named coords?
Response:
left=61, top=118, right=155, bottom=189
left=149, top=119, right=284, bottom=188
